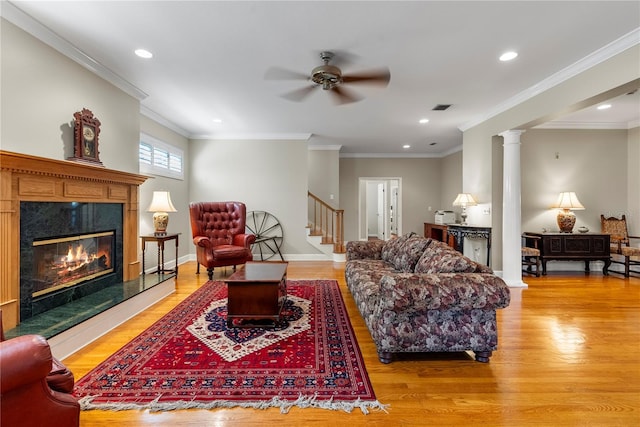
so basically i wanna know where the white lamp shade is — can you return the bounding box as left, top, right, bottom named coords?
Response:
left=147, top=191, right=177, bottom=212
left=452, top=193, right=478, bottom=207
left=554, top=192, right=584, bottom=210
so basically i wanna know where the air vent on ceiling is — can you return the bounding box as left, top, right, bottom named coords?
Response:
left=432, top=104, right=452, bottom=111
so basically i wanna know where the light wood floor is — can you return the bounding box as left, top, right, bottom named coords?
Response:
left=63, top=261, right=640, bottom=426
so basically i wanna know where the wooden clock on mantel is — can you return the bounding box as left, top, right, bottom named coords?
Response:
left=69, top=108, right=103, bottom=166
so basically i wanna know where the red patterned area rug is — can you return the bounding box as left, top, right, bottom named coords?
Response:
left=74, top=279, right=386, bottom=414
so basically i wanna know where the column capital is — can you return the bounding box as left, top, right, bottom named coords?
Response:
left=499, top=129, right=525, bottom=144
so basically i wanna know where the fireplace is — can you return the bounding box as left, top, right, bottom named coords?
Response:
left=20, top=202, right=124, bottom=320
left=32, top=231, right=115, bottom=297
left=0, top=150, right=148, bottom=330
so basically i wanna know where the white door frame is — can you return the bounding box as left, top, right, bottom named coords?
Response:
left=358, top=177, right=402, bottom=241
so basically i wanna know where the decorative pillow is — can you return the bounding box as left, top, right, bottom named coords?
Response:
left=391, top=235, right=432, bottom=272
left=381, top=232, right=416, bottom=264
left=414, top=240, right=477, bottom=273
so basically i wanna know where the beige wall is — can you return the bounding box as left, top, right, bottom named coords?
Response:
left=463, top=44, right=640, bottom=269
left=0, top=19, right=140, bottom=173
left=521, top=129, right=628, bottom=234
left=308, top=147, right=340, bottom=208
left=339, top=157, right=442, bottom=241
left=628, top=126, right=640, bottom=236
left=189, top=139, right=316, bottom=257
left=138, top=116, right=191, bottom=268
left=439, top=150, right=463, bottom=221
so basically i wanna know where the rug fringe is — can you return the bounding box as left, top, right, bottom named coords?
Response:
left=78, top=394, right=389, bottom=415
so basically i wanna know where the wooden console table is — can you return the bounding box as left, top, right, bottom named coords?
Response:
left=446, top=224, right=492, bottom=266
left=525, top=232, right=610, bottom=275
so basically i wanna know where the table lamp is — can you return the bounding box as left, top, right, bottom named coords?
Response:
left=452, top=193, right=477, bottom=225
left=554, top=191, right=584, bottom=233
left=147, top=191, right=177, bottom=236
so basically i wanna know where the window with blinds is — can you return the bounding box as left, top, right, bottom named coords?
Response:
left=139, top=133, right=184, bottom=180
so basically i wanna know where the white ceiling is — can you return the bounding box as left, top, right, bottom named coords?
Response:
left=4, top=1, right=640, bottom=156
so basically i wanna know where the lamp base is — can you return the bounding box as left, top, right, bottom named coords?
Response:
left=557, top=209, right=576, bottom=233
left=153, top=211, right=169, bottom=235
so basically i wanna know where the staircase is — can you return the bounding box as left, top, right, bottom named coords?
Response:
left=307, top=191, right=346, bottom=262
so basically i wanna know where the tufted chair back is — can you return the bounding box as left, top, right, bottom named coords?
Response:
left=189, top=202, right=256, bottom=279
left=191, top=202, right=247, bottom=245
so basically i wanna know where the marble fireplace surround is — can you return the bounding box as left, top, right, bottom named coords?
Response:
left=0, top=150, right=148, bottom=331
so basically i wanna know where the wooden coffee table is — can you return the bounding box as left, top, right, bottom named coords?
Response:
left=224, top=261, right=288, bottom=328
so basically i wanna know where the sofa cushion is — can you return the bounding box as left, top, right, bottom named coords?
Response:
left=414, top=240, right=477, bottom=273
left=381, top=232, right=415, bottom=263
left=381, top=233, right=431, bottom=272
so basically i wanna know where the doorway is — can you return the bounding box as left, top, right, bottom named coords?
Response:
left=358, top=178, right=401, bottom=241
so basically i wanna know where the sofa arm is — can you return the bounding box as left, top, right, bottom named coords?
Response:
left=346, top=239, right=386, bottom=261
left=377, top=273, right=511, bottom=313
left=0, top=335, right=52, bottom=393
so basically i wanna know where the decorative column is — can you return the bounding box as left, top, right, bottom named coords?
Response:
left=500, top=130, right=527, bottom=288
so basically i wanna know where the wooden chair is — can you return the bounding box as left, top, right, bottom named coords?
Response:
left=600, top=214, right=640, bottom=277
left=522, top=233, right=541, bottom=277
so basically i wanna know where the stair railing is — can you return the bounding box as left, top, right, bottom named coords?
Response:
left=308, top=191, right=345, bottom=253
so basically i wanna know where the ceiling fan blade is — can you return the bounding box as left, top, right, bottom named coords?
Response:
left=330, top=86, right=362, bottom=105
left=264, top=66, right=309, bottom=81
left=342, top=68, right=391, bottom=86
left=281, top=85, right=319, bottom=102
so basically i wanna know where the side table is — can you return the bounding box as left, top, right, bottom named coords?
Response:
left=141, top=233, right=180, bottom=275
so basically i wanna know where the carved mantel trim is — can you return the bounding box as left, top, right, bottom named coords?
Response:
left=0, top=150, right=149, bottom=329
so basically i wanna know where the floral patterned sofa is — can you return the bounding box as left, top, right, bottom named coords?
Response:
left=345, top=233, right=510, bottom=363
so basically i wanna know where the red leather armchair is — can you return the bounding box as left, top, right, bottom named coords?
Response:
left=189, top=202, right=256, bottom=279
left=1, top=334, right=80, bottom=427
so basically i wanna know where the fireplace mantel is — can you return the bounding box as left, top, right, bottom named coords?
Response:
left=0, top=150, right=148, bottom=329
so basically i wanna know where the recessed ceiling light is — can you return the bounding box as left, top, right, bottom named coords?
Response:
left=212, top=118, right=223, bottom=123
left=403, top=144, right=411, bottom=149
left=134, top=49, right=153, bottom=59
left=419, top=118, right=429, bottom=124
left=499, top=51, right=518, bottom=61
left=597, top=104, right=612, bottom=110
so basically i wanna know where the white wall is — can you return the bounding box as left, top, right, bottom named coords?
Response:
left=0, top=19, right=139, bottom=172
left=189, top=139, right=318, bottom=257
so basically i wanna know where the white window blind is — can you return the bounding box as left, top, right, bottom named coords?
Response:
left=139, top=133, right=184, bottom=180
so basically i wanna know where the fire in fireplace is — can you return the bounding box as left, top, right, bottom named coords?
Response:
left=32, top=231, right=115, bottom=297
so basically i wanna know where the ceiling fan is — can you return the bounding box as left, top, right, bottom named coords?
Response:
left=265, top=51, right=391, bottom=105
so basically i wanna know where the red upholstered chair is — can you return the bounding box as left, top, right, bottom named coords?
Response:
left=0, top=334, right=80, bottom=427
left=189, top=202, right=256, bottom=279
left=0, top=310, right=75, bottom=394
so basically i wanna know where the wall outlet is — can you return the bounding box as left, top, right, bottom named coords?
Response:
left=482, top=207, right=490, bottom=215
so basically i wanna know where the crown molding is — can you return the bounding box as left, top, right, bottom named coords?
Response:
left=460, top=27, right=640, bottom=132
left=534, top=120, right=636, bottom=130
left=2, top=1, right=148, bottom=101
left=308, top=145, right=343, bottom=151
left=191, top=133, right=312, bottom=141
left=139, top=106, right=189, bottom=137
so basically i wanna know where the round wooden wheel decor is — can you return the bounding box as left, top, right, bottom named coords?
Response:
left=246, top=211, right=284, bottom=261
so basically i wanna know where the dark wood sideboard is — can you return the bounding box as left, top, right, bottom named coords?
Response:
left=524, top=232, right=611, bottom=275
